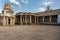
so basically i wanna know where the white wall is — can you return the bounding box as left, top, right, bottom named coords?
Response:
left=57, top=15, right=60, bottom=24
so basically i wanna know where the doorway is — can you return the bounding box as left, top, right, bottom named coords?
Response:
left=8, top=18, right=10, bottom=25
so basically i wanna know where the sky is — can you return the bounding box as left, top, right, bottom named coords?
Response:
left=0, top=0, right=60, bottom=14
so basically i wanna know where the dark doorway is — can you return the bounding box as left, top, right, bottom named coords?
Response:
left=8, top=18, right=10, bottom=25
left=51, top=15, right=58, bottom=23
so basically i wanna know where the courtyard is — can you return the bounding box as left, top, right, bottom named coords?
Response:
left=0, top=25, right=60, bottom=40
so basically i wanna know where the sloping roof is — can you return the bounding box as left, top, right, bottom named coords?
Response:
left=16, top=9, right=60, bottom=16
left=35, top=9, right=60, bottom=16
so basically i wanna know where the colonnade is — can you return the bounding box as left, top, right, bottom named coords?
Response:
left=16, top=15, right=39, bottom=25
left=38, top=15, right=57, bottom=24
left=20, top=15, right=32, bottom=25
left=16, top=15, right=57, bottom=25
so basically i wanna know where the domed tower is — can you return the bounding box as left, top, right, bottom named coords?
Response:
left=2, top=3, right=14, bottom=16
left=4, top=3, right=11, bottom=10
left=2, top=3, right=15, bottom=26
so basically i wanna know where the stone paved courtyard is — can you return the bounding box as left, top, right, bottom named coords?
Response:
left=0, top=25, right=60, bottom=40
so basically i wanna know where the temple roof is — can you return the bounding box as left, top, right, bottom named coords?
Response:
left=35, top=9, right=60, bottom=16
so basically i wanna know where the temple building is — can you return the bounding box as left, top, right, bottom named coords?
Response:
left=0, top=3, right=15, bottom=26
left=0, top=3, right=60, bottom=26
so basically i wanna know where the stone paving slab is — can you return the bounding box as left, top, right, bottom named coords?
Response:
left=0, top=25, right=60, bottom=40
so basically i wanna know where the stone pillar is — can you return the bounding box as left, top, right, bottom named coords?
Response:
left=3, top=17, right=6, bottom=26
left=12, top=18, right=15, bottom=25
left=43, top=16, right=44, bottom=23
left=50, top=16, right=52, bottom=22
left=20, top=15, right=22, bottom=25
left=7, top=17, right=8, bottom=25
left=15, top=17, right=17, bottom=23
left=22, top=16, right=24, bottom=24
left=17, top=17, right=19, bottom=23
left=17, top=17, right=18, bottom=23
left=30, top=15, right=32, bottom=24
left=35, top=16, right=36, bottom=24
left=23, top=16, right=25, bottom=24
left=18, top=17, right=19, bottom=24
left=13, top=18, right=15, bottom=25
left=10, top=18, right=12, bottom=25
left=25, top=15, right=27, bottom=25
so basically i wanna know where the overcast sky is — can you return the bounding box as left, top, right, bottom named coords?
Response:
left=0, top=0, right=60, bottom=14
